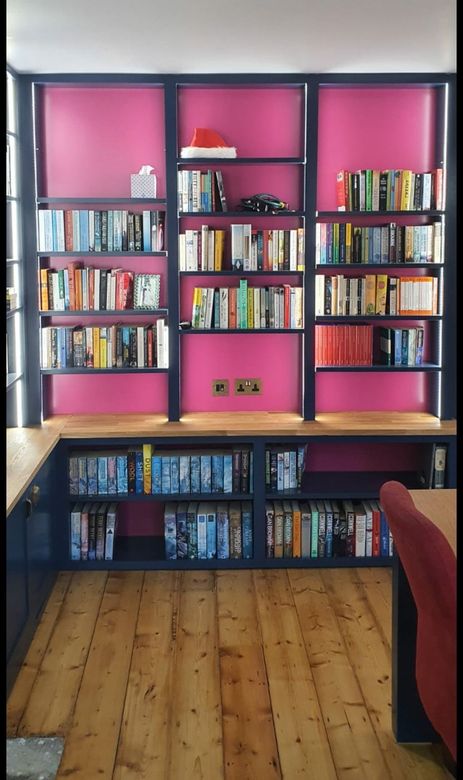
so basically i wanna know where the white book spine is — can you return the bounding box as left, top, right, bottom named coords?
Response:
left=355, top=513, right=366, bottom=556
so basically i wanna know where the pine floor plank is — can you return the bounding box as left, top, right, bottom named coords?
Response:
left=321, top=569, right=450, bottom=780
left=289, top=569, right=391, bottom=780
left=7, top=572, right=73, bottom=737
left=56, top=571, right=143, bottom=779
left=167, top=571, right=224, bottom=780
left=113, top=571, right=180, bottom=780
left=17, top=571, right=107, bottom=738
left=353, top=568, right=392, bottom=653
left=253, top=569, right=337, bottom=779
left=217, top=571, right=281, bottom=779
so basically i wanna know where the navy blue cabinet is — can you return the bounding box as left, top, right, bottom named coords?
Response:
left=6, top=498, right=28, bottom=662
left=25, top=452, right=57, bottom=621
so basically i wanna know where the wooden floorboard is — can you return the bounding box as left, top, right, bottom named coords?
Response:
left=8, top=569, right=452, bottom=780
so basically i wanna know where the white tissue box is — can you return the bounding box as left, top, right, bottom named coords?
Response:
left=130, top=173, right=157, bottom=198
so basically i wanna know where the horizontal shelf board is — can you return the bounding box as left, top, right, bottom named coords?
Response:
left=180, top=270, right=304, bottom=276
left=316, top=210, right=444, bottom=217
left=64, top=535, right=391, bottom=570
left=177, top=157, right=305, bottom=165
left=41, top=367, right=167, bottom=374
left=37, top=251, right=168, bottom=257
left=266, top=470, right=426, bottom=498
left=316, top=315, right=442, bottom=321
left=7, top=306, right=23, bottom=318
left=39, top=309, right=168, bottom=316
left=37, top=197, right=167, bottom=204
left=315, top=364, right=441, bottom=372
left=315, top=263, right=444, bottom=269
left=7, top=372, right=23, bottom=389
left=180, top=328, right=303, bottom=334
left=70, top=492, right=252, bottom=501
left=179, top=211, right=305, bottom=218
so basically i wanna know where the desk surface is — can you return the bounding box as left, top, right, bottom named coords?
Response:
left=408, top=489, right=456, bottom=555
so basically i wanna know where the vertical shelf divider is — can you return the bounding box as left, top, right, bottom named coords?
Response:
left=303, top=77, right=319, bottom=420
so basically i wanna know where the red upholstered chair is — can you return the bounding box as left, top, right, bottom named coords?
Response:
left=379, top=480, right=456, bottom=763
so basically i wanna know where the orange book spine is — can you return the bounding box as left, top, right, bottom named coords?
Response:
left=229, top=287, right=237, bottom=329
left=40, top=268, right=49, bottom=310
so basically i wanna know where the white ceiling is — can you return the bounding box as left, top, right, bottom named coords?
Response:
left=7, top=0, right=456, bottom=75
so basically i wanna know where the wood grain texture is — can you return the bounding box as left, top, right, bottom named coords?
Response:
left=289, top=569, right=389, bottom=780
left=254, top=569, right=337, bottom=779
left=217, top=571, right=281, bottom=779
left=7, top=572, right=72, bottom=737
left=56, top=571, right=143, bottom=779
left=167, top=571, right=224, bottom=780
left=321, top=569, right=449, bottom=780
left=17, top=571, right=107, bottom=737
left=6, top=419, right=64, bottom=514
left=113, top=571, right=180, bottom=780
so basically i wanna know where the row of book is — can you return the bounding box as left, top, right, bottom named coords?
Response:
left=179, top=226, right=305, bottom=272
left=315, top=222, right=443, bottom=265
left=315, top=324, right=426, bottom=366
left=315, top=274, right=439, bottom=316
left=264, top=446, right=307, bottom=492
left=191, top=284, right=304, bottom=330
left=336, top=168, right=444, bottom=212
left=40, top=320, right=169, bottom=369
left=39, top=267, right=161, bottom=311
left=69, top=447, right=253, bottom=496
left=164, top=501, right=253, bottom=560
left=265, top=499, right=393, bottom=559
left=37, top=209, right=166, bottom=253
left=70, top=502, right=118, bottom=561
left=177, top=169, right=228, bottom=212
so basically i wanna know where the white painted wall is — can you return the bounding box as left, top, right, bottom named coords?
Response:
left=7, top=0, right=456, bottom=74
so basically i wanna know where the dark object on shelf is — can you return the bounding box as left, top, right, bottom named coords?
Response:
left=239, top=193, right=290, bottom=213
left=179, top=320, right=192, bottom=330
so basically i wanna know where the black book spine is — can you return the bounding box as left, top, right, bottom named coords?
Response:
left=134, top=213, right=143, bottom=251
left=379, top=172, right=388, bottom=211
left=100, top=270, right=107, bottom=311
left=127, top=450, right=136, bottom=493
left=129, top=327, right=137, bottom=367
left=339, top=222, right=346, bottom=263
left=101, top=210, right=108, bottom=252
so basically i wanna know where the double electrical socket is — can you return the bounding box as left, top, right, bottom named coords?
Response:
left=212, top=378, right=262, bottom=396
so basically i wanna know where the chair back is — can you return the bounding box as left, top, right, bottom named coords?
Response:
left=379, top=480, right=456, bottom=761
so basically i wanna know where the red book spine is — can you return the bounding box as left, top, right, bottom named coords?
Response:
left=372, top=506, right=380, bottom=556
left=64, top=210, right=73, bottom=251
left=147, top=326, right=153, bottom=367
left=336, top=170, right=347, bottom=211
left=284, top=285, right=290, bottom=328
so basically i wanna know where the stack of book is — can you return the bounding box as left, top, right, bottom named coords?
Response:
left=191, top=283, right=303, bottom=329
left=39, top=266, right=161, bottom=311
left=336, top=168, right=443, bottom=212
left=164, top=501, right=253, bottom=560
left=37, top=209, right=165, bottom=252
left=315, top=274, right=438, bottom=316
left=177, top=170, right=227, bottom=212
left=70, top=502, right=119, bottom=561
left=315, top=222, right=442, bottom=264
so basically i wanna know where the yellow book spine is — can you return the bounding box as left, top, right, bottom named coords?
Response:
left=40, top=269, right=49, bottom=310
left=400, top=170, right=412, bottom=210
left=375, top=274, right=388, bottom=315
left=143, top=443, right=152, bottom=494
left=345, top=223, right=352, bottom=263
left=100, top=330, right=107, bottom=368
left=93, top=327, right=100, bottom=368
left=214, top=230, right=224, bottom=271
left=365, top=274, right=376, bottom=314
left=247, top=289, right=254, bottom=329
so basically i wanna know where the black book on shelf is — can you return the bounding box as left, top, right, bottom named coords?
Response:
left=379, top=172, right=388, bottom=211
left=101, top=210, right=108, bottom=252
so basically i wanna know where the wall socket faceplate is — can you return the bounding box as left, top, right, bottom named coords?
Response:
left=234, top=378, right=262, bottom=395
left=212, top=379, right=229, bottom=396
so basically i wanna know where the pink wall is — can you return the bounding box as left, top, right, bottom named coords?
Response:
left=315, top=372, right=429, bottom=413
left=317, top=87, right=437, bottom=211
left=40, top=87, right=166, bottom=197
left=178, top=87, right=304, bottom=157
left=305, top=441, right=427, bottom=471
left=45, top=373, right=167, bottom=415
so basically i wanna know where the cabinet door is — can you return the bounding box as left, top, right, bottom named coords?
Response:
left=26, top=453, right=57, bottom=621
left=6, top=499, right=28, bottom=660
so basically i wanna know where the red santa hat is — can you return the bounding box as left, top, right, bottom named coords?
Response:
left=180, top=128, right=237, bottom=158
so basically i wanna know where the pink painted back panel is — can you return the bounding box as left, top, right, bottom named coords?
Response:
left=181, top=333, right=301, bottom=413
left=45, top=374, right=167, bottom=415
left=317, top=87, right=438, bottom=211
left=304, top=441, right=427, bottom=472
left=178, top=87, right=304, bottom=157
left=116, top=501, right=164, bottom=537
left=40, top=87, right=166, bottom=197
left=315, top=372, right=429, bottom=413
left=180, top=165, right=301, bottom=213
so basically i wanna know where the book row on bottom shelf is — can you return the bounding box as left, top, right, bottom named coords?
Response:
left=191, top=283, right=303, bottom=330
left=315, top=273, right=439, bottom=316
left=68, top=497, right=393, bottom=564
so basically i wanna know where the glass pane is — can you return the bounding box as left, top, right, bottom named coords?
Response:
left=7, top=72, right=16, bottom=134
left=7, top=134, right=17, bottom=197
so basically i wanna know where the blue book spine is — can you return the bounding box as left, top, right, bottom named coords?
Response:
left=216, top=504, right=229, bottom=559
left=372, top=227, right=381, bottom=263
left=170, top=456, right=180, bottom=494
left=241, top=502, right=253, bottom=559
left=379, top=508, right=390, bottom=557
left=187, top=504, right=198, bottom=559
left=107, top=210, right=113, bottom=252
left=326, top=224, right=333, bottom=263
left=200, top=455, right=212, bottom=493
left=151, top=456, right=162, bottom=494
left=121, top=326, right=130, bottom=366
left=70, top=504, right=82, bottom=560
left=143, top=211, right=151, bottom=252
left=211, top=455, right=224, bottom=493
left=325, top=509, right=333, bottom=557
left=197, top=508, right=207, bottom=559
left=135, top=450, right=143, bottom=494
left=164, top=504, right=177, bottom=560
left=368, top=227, right=374, bottom=263
left=393, top=328, right=402, bottom=366
left=79, top=210, right=89, bottom=251
left=191, top=456, right=201, bottom=493
left=289, top=450, right=297, bottom=489
left=58, top=328, right=66, bottom=368
left=63, top=271, right=70, bottom=310
left=116, top=455, right=128, bottom=493
left=107, top=456, right=117, bottom=494
left=179, top=456, right=191, bottom=493
left=96, top=456, right=108, bottom=494
left=161, top=456, right=171, bottom=494
left=69, top=456, right=79, bottom=494
left=223, top=455, right=233, bottom=493
left=176, top=506, right=188, bottom=559
left=206, top=510, right=216, bottom=559
left=51, top=210, right=58, bottom=251
left=277, top=453, right=284, bottom=492
left=84, top=456, right=96, bottom=495
left=78, top=457, right=88, bottom=495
